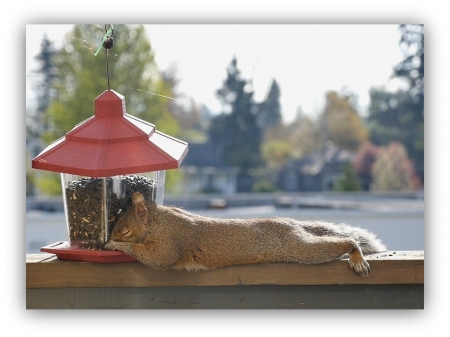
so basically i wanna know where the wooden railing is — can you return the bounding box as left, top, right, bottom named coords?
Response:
left=26, top=251, right=424, bottom=309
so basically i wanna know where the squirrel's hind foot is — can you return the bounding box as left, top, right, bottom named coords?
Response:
left=348, top=251, right=370, bottom=277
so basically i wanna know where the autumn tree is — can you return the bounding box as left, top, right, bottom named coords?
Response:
left=353, top=142, right=381, bottom=190
left=285, top=108, right=322, bottom=159
left=371, top=142, right=419, bottom=191
left=319, top=90, right=369, bottom=152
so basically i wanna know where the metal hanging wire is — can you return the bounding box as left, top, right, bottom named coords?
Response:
left=95, top=24, right=114, bottom=90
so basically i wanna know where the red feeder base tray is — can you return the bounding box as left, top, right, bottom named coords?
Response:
left=40, top=241, right=137, bottom=263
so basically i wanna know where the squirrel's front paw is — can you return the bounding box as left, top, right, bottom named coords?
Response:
left=103, top=241, right=116, bottom=250
left=348, top=253, right=370, bottom=277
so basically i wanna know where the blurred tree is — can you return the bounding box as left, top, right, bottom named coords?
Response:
left=44, top=24, right=179, bottom=143
left=395, top=24, right=424, bottom=108
left=252, top=179, right=279, bottom=193
left=27, top=33, right=56, bottom=139
left=333, top=162, right=362, bottom=192
left=34, top=171, right=63, bottom=196
left=318, top=91, right=369, bottom=152
left=352, top=142, right=381, bottom=190
left=284, top=108, right=321, bottom=159
left=368, top=24, right=424, bottom=183
left=257, top=79, right=282, bottom=131
left=261, top=139, right=293, bottom=169
left=33, top=24, right=182, bottom=195
left=371, top=142, right=420, bottom=191
left=26, top=152, right=35, bottom=196
left=159, top=65, right=207, bottom=142
left=26, top=34, right=57, bottom=196
left=209, top=57, right=263, bottom=169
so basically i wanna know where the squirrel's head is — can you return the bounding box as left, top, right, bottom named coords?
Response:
left=108, top=192, right=152, bottom=243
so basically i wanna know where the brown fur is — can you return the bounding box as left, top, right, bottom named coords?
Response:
left=104, top=192, right=387, bottom=276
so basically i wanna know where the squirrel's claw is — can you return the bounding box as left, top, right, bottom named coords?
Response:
left=103, top=241, right=116, bottom=251
left=348, top=256, right=371, bottom=277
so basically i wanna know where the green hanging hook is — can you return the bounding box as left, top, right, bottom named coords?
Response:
left=94, top=24, right=114, bottom=56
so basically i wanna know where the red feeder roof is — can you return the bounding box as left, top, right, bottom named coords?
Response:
left=32, top=90, right=188, bottom=177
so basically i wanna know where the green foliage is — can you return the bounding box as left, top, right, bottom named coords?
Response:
left=252, top=179, right=279, bottom=193
left=164, top=169, right=185, bottom=195
left=35, top=172, right=62, bottom=196
left=333, top=163, right=362, bottom=192
left=44, top=24, right=179, bottom=143
left=371, top=142, right=419, bottom=191
left=261, top=139, right=293, bottom=169
left=26, top=152, right=36, bottom=196
left=33, top=24, right=183, bottom=195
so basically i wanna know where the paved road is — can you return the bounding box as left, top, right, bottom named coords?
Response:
left=26, top=205, right=424, bottom=254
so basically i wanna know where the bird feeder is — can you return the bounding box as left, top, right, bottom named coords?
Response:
left=32, top=89, right=188, bottom=262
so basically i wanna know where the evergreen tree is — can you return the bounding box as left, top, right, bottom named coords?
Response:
left=209, top=57, right=263, bottom=169
left=27, top=34, right=56, bottom=138
left=368, top=24, right=424, bottom=183
left=257, top=79, right=282, bottom=130
left=333, top=162, right=362, bottom=192
left=395, top=24, right=424, bottom=110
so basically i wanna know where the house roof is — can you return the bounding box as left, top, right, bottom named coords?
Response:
left=181, top=142, right=232, bottom=168
left=291, top=142, right=354, bottom=176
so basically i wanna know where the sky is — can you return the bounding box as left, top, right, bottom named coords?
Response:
left=26, top=24, right=405, bottom=123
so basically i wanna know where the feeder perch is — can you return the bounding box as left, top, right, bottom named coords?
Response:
left=32, top=90, right=188, bottom=262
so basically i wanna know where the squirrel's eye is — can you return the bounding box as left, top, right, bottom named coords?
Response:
left=121, top=228, right=131, bottom=236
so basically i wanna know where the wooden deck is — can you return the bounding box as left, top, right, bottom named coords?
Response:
left=26, top=251, right=424, bottom=309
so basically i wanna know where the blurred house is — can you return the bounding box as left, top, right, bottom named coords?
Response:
left=278, top=142, right=355, bottom=192
left=180, top=142, right=239, bottom=194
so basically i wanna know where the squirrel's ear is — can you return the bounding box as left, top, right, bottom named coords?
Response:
left=132, top=192, right=148, bottom=220
left=132, top=192, right=145, bottom=205
left=135, top=201, right=148, bottom=220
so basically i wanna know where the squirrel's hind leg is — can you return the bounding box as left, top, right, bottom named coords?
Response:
left=294, top=236, right=370, bottom=277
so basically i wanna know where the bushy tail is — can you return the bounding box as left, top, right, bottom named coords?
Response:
left=301, top=221, right=388, bottom=254
left=336, top=223, right=387, bottom=254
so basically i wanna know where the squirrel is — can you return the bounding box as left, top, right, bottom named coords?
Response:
left=104, top=192, right=387, bottom=277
